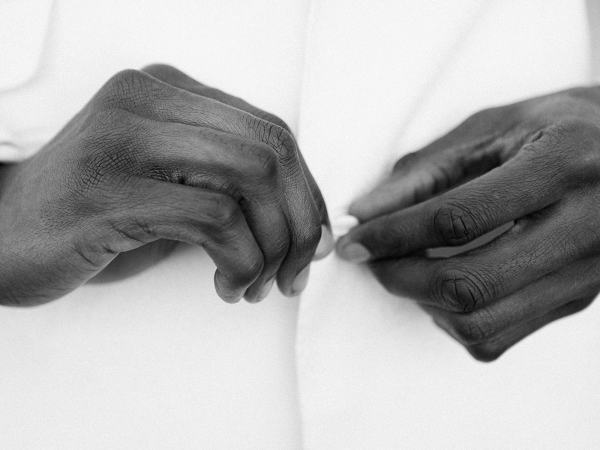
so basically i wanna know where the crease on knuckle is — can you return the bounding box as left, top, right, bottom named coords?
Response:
left=203, top=195, right=240, bottom=234
left=247, top=115, right=297, bottom=166
left=75, top=112, right=149, bottom=191
left=432, top=203, right=481, bottom=245
left=435, top=267, right=491, bottom=313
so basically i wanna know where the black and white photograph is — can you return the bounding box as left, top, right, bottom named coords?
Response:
left=0, top=0, right=599, bottom=448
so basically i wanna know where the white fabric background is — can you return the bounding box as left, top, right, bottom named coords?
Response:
left=0, top=1, right=598, bottom=449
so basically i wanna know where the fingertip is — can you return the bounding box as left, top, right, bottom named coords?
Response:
left=214, top=270, right=243, bottom=304
left=332, top=215, right=370, bottom=262
left=255, top=277, right=275, bottom=302
left=335, top=237, right=371, bottom=263
left=291, top=264, right=311, bottom=296
left=279, top=264, right=311, bottom=297
left=313, top=225, right=335, bottom=260
left=347, top=195, right=372, bottom=221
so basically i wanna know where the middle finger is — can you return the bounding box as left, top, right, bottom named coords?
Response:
left=370, top=200, right=595, bottom=312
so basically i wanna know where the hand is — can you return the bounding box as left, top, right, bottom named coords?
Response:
left=0, top=64, right=332, bottom=306
left=337, top=86, right=600, bottom=361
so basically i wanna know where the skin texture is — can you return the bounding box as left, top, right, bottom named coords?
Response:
left=338, top=86, right=600, bottom=361
left=0, top=64, right=333, bottom=306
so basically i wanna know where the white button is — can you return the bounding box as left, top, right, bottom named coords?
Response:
left=331, top=214, right=359, bottom=238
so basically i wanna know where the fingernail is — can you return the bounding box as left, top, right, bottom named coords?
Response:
left=314, top=225, right=334, bottom=260
left=257, top=278, right=275, bottom=301
left=337, top=241, right=370, bottom=263
left=291, top=265, right=311, bottom=296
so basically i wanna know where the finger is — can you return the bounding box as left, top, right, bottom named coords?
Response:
left=106, top=69, right=323, bottom=296
left=119, top=114, right=290, bottom=303
left=464, top=297, right=594, bottom=362
left=142, top=64, right=333, bottom=261
left=426, top=254, right=600, bottom=346
left=369, top=200, right=595, bottom=312
left=349, top=104, right=524, bottom=221
left=103, top=179, right=263, bottom=303
left=338, top=129, right=570, bottom=263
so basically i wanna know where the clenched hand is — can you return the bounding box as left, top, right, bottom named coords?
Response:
left=0, top=64, right=332, bottom=306
left=338, top=87, right=600, bottom=361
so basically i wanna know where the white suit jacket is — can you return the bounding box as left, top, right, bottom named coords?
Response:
left=0, top=1, right=598, bottom=449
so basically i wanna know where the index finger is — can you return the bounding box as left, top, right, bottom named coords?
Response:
left=337, top=131, right=569, bottom=262
left=349, top=105, right=520, bottom=221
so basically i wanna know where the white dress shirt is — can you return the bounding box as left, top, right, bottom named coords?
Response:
left=0, top=1, right=598, bottom=449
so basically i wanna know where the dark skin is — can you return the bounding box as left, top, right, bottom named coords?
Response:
left=337, top=86, right=600, bottom=361
left=0, top=64, right=333, bottom=306
left=2, top=63, right=596, bottom=361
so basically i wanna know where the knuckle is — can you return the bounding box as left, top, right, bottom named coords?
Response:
left=113, top=217, right=156, bottom=244
left=97, top=69, right=154, bottom=110
left=248, top=115, right=297, bottom=165
left=203, top=194, right=241, bottom=231
left=244, top=142, right=280, bottom=181
left=393, top=151, right=421, bottom=171
left=547, top=119, right=591, bottom=142
left=89, top=108, right=147, bottom=144
left=75, top=110, right=149, bottom=188
left=524, top=120, right=600, bottom=187
left=433, top=267, right=491, bottom=312
left=262, top=113, right=291, bottom=133
left=432, top=203, right=480, bottom=245
left=244, top=106, right=290, bottom=133
left=141, top=63, right=177, bottom=77
left=555, top=120, right=600, bottom=182
left=463, top=106, right=500, bottom=127
left=233, top=254, right=265, bottom=287
left=457, top=104, right=519, bottom=137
